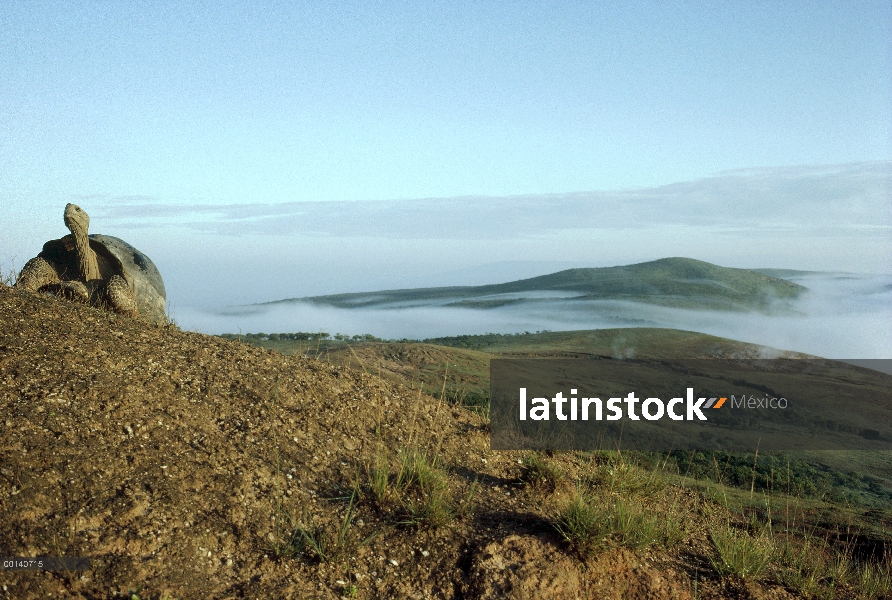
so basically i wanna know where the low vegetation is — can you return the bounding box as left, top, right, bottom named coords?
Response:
left=549, top=451, right=892, bottom=598
left=554, top=487, right=686, bottom=558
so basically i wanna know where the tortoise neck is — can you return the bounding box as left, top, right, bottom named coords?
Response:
left=68, top=224, right=101, bottom=282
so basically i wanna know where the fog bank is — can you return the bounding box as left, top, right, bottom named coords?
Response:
left=178, top=272, right=892, bottom=359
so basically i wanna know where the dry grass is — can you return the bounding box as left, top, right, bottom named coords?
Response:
left=1, top=264, right=18, bottom=287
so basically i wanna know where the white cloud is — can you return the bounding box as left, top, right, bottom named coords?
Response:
left=85, top=161, right=890, bottom=240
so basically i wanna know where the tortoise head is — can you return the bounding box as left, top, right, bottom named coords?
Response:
left=64, top=203, right=90, bottom=237
left=62, top=203, right=101, bottom=281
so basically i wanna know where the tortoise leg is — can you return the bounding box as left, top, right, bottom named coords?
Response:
left=58, top=281, right=90, bottom=303
left=104, top=275, right=137, bottom=317
left=15, top=257, right=61, bottom=291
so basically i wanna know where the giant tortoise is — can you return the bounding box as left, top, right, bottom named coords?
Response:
left=15, top=204, right=167, bottom=324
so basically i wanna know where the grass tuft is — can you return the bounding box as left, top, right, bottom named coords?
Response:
left=358, top=445, right=474, bottom=528
left=854, top=558, right=892, bottom=600
left=403, top=483, right=455, bottom=527
left=586, top=452, right=666, bottom=498
left=269, top=491, right=375, bottom=564
left=521, top=451, right=565, bottom=490
left=397, top=447, right=456, bottom=527
left=0, top=261, right=19, bottom=287
left=554, top=485, right=685, bottom=558
left=399, top=447, right=446, bottom=492
left=709, top=522, right=774, bottom=581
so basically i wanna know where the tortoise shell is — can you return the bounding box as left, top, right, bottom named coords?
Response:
left=88, top=234, right=167, bottom=324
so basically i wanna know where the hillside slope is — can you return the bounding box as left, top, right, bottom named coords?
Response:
left=0, top=285, right=485, bottom=597
left=271, top=258, right=806, bottom=311
left=1, top=284, right=884, bottom=599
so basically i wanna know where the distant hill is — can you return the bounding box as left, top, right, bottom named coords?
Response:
left=267, top=257, right=807, bottom=312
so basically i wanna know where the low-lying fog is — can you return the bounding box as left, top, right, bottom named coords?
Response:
left=178, top=272, right=892, bottom=359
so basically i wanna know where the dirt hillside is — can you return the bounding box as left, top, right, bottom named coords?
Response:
left=0, top=283, right=858, bottom=599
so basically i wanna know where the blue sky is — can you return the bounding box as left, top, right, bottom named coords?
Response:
left=2, top=1, right=889, bottom=204
left=1, top=1, right=890, bottom=312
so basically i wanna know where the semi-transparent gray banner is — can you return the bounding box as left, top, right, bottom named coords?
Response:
left=490, top=359, right=892, bottom=451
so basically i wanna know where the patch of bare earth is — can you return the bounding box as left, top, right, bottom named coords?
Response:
left=0, top=284, right=808, bottom=598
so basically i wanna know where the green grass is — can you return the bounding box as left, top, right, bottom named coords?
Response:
left=773, top=533, right=848, bottom=597
left=396, top=447, right=455, bottom=527
left=585, top=452, right=666, bottom=498
left=678, top=454, right=892, bottom=597
left=655, top=450, right=892, bottom=510
left=709, top=522, right=775, bottom=580
left=706, top=521, right=892, bottom=597
left=229, top=325, right=892, bottom=590
left=854, top=560, right=892, bottom=600
left=270, top=491, right=376, bottom=564
left=233, top=327, right=801, bottom=431
left=521, top=451, right=566, bottom=489
left=368, top=450, right=397, bottom=505
left=421, top=327, right=784, bottom=356
left=357, top=445, right=476, bottom=529
left=554, top=485, right=685, bottom=558
left=556, top=449, right=890, bottom=597
left=236, top=329, right=892, bottom=513
left=402, top=483, right=454, bottom=527
left=553, top=452, right=687, bottom=558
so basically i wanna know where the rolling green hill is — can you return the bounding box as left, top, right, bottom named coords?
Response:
left=266, top=257, right=807, bottom=312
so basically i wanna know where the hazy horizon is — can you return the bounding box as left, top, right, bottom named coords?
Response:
left=174, top=270, right=892, bottom=360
